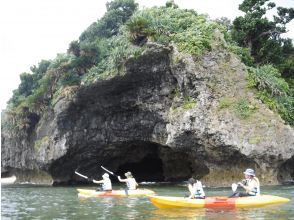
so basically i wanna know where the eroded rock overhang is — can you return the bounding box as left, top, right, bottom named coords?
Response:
left=2, top=43, right=294, bottom=186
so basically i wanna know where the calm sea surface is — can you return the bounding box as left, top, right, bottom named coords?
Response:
left=1, top=184, right=293, bottom=219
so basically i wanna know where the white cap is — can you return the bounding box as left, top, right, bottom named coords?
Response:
left=102, top=173, right=109, bottom=178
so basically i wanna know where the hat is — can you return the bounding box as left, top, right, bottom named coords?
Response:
left=188, top=178, right=196, bottom=184
left=243, top=168, right=255, bottom=176
left=102, top=173, right=109, bottom=178
left=124, top=171, right=133, bottom=178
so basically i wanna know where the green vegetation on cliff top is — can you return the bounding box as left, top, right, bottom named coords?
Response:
left=2, top=0, right=294, bottom=129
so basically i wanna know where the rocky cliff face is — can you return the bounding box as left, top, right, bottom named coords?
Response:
left=2, top=43, right=294, bottom=186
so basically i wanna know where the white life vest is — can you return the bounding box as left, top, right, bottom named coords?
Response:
left=126, top=178, right=137, bottom=190
left=247, top=178, right=260, bottom=196
left=102, top=178, right=112, bottom=191
left=193, top=180, right=205, bottom=198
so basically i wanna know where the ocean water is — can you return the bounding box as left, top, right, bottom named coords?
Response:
left=1, top=184, right=293, bottom=219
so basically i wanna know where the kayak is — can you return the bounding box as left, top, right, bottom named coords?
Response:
left=148, top=195, right=290, bottom=209
left=77, top=188, right=155, bottom=197
left=77, top=188, right=156, bottom=197
left=1, top=175, right=16, bottom=185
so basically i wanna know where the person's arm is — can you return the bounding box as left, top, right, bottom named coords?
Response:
left=253, top=177, right=260, bottom=195
left=238, top=179, right=257, bottom=193
left=238, top=182, right=249, bottom=192
left=93, top=179, right=103, bottom=184
left=118, top=176, right=127, bottom=182
left=188, top=184, right=195, bottom=199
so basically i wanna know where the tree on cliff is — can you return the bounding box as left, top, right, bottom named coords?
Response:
left=4, top=0, right=294, bottom=127
left=79, top=0, right=138, bottom=42
left=231, top=0, right=294, bottom=77
left=231, top=0, right=294, bottom=125
left=8, top=60, right=51, bottom=108
left=6, top=0, right=139, bottom=115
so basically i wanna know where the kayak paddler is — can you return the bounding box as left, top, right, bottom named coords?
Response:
left=118, top=171, right=138, bottom=190
left=92, top=173, right=112, bottom=192
left=187, top=177, right=205, bottom=199
left=230, top=168, right=260, bottom=197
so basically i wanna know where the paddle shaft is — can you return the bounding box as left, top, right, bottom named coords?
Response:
left=75, top=171, right=89, bottom=179
left=101, top=166, right=118, bottom=177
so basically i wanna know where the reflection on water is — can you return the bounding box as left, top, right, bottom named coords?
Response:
left=149, top=205, right=293, bottom=220
left=1, top=184, right=293, bottom=219
left=149, top=207, right=249, bottom=220
left=148, top=208, right=206, bottom=220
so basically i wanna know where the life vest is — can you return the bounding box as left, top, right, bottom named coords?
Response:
left=247, top=177, right=260, bottom=196
left=193, top=180, right=205, bottom=198
left=102, top=178, right=112, bottom=191
left=126, top=178, right=137, bottom=190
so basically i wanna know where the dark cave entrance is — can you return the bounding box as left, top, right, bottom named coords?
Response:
left=116, top=155, right=164, bottom=182
left=51, top=141, right=207, bottom=185
left=109, top=141, right=198, bottom=183
left=278, top=156, right=294, bottom=184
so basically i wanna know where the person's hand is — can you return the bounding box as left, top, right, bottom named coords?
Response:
left=241, top=179, right=247, bottom=185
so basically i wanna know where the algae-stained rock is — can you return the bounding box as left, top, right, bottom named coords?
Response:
left=1, top=43, right=293, bottom=186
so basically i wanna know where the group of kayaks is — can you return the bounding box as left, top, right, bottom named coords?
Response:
left=2, top=174, right=289, bottom=209
left=77, top=188, right=290, bottom=209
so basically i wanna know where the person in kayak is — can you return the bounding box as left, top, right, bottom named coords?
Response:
left=92, top=173, right=112, bottom=192
left=118, top=171, right=138, bottom=190
left=230, top=168, right=260, bottom=197
left=187, top=177, right=205, bottom=199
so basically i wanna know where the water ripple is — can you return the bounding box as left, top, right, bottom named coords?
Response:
left=1, top=185, right=293, bottom=219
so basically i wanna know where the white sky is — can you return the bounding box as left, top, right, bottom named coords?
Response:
left=0, top=0, right=293, bottom=110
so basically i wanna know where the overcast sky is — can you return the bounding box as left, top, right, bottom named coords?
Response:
left=0, top=0, right=293, bottom=110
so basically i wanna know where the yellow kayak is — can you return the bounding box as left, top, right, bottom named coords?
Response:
left=77, top=188, right=155, bottom=197
left=148, top=195, right=290, bottom=209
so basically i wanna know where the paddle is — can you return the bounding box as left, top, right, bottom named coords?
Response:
left=232, top=179, right=248, bottom=192
left=232, top=183, right=238, bottom=192
left=100, top=166, right=118, bottom=177
left=75, top=170, right=93, bottom=181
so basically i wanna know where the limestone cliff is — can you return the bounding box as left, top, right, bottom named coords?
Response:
left=1, top=43, right=293, bottom=186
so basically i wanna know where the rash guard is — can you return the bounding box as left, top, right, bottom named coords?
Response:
left=189, top=180, right=205, bottom=198
left=126, top=178, right=137, bottom=190
left=102, top=178, right=112, bottom=191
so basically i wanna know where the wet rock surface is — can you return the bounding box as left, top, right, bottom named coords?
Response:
left=2, top=43, right=293, bottom=186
